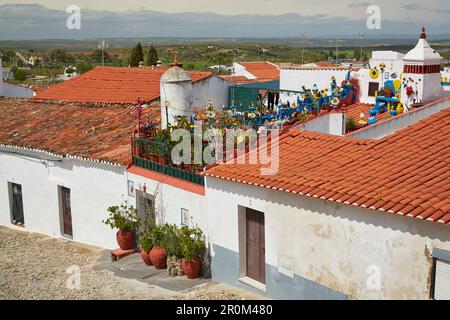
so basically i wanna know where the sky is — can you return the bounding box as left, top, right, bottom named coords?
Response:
left=1, top=0, right=449, bottom=24
left=0, top=1, right=449, bottom=40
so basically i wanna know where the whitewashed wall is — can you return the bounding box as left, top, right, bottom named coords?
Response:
left=206, top=177, right=450, bottom=299
left=279, top=69, right=349, bottom=103
left=192, top=76, right=229, bottom=110
left=2, top=83, right=34, bottom=98
left=0, top=152, right=127, bottom=249
left=127, top=172, right=208, bottom=234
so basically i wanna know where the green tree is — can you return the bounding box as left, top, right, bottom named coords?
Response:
left=90, top=49, right=111, bottom=63
left=146, top=45, right=159, bottom=66
left=49, top=49, right=73, bottom=63
left=129, top=42, right=144, bottom=67
left=76, top=62, right=94, bottom=74
left=13, top=69, right=27, bottom=82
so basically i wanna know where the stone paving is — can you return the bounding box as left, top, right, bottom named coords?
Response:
left=0, top=226, right=264, bottom=300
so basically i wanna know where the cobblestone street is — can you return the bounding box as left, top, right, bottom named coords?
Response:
left=0, top=226, right=259, bottom=300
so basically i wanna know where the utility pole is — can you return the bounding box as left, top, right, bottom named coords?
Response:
left=99, top=41, right=108, bottom=66
left=359, top=32, right=365, bottom=61
left=300, top=32, right=305, bottom=64
left=336, top=40, right=339, bottom=66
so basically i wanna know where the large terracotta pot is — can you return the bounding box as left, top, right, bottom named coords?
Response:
left=141, top=249, right=153, bottom=266
left=116, top=229, right=135, bottom=250
left=182, top=257, right=201, bottom=279
left=150, top=247, right=167, bottom=269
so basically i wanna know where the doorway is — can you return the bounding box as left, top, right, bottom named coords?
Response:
left=10, top=183, right=24, bottom=225
left=246, top=208, right=265, bottom=284
left=60, top=186, right=73, bottom=237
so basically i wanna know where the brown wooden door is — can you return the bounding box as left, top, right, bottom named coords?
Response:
left=246, top=208, right=265, bottom=284
left=61, top=187, right=73, bottom=237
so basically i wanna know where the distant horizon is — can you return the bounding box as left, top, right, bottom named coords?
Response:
left=1, top=2, right=450, bottom=40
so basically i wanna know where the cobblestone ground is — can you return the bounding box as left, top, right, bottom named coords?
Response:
left=0, top=227, right=255, bottom=300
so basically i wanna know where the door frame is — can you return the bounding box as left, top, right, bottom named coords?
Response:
left=58, top=185, right=73, bottom=239
left=8, top=182, right=25, bottom=225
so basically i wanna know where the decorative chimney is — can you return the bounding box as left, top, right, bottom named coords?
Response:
left=400, top=27, right=443, bottom=110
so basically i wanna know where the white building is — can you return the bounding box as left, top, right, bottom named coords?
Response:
left=441, top=65, right=450, bottom=92
left=160, top=62, right=229, bottom=129
left=204, top=100, right=450, bottom=299
left=0, top=59, right=34, bottom=98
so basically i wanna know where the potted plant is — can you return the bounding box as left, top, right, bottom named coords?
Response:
left=180, top=226, right=206, bottom=279
left=139, top=230, right=154, bottom=266
left=103, top=201, right=139, bottom=250
left=162, top=224, right=185, bottom=277
left=148, top=225, right=167, bottom=269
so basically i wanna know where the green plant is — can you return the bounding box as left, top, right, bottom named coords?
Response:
left=102, top=201, right=139, bottom=231
left=180, top=226, right=206, bottom=261
left=149, top=225, right=165, bottom=248
left=139, top=230, right=154, bottom=252
left=346, top=116, right=358, bottom=132
left=161, top=224, right=184, bottom=259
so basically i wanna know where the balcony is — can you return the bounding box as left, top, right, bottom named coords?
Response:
left=131, top=137, right=205, bottom=186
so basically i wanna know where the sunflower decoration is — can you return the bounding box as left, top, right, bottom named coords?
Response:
left=379, top=63, right=386, bottom=72
left=248, top=113, right=257, bottom=119
left=331, top=97, right=340, bottom=108
left=370, top=67, right=379, bottom=79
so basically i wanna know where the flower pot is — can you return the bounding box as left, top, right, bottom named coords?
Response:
left=182, top=257, right=201, bottom=279
left=116, top=229, right=135, bottom=250
left=140, top=249, right=153, bottom=266
left=158, top=156, right=169, bottom=165
left=149, top=247, right=167, bottom=269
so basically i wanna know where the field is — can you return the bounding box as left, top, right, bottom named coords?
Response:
left=1, top=37, right=449, bottom=84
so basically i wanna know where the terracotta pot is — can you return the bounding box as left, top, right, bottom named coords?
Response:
left=158, top=156, right=169, bottom=165
left=141, top=249, right=153, bottom=266
left=150, top=247, right=167, bottom=269
left=116, top=229, right=134, bottom=250
left=182, top=257, right=201, bottom=279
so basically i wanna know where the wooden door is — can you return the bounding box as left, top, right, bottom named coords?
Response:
left=61, top=187, right=73, bottom=237
left=11, top=183, right=24, bottom=224
left=136, top=190, right=155, bottom=233
left=246, top=208, right=265, bottom=284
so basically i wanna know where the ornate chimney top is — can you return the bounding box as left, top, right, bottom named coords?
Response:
left=420, top=27, right=427, bottom=39
left=171, top=53, right=183, bottom=68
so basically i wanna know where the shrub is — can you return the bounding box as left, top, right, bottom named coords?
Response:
left=161, top=224, right=183, bottom=259
left=180, top=226, right=206, bottom=261
left=102, top=201, right=139, bottom=231
left=139, top=230, right=154, bottom=252
left=149, top=225, right=165, bottom=248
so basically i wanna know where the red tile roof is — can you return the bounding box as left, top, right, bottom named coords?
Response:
left=239, top=62, right=280, bottom=81
left=32, top=66, right=212, bottom=106
left=220, top=75, right=258, bottom=85
left=343, top=102, right=393, bottom=126
left=206, top=107, right=450, bottom=225
left=0, top=98, right=159, bottom=165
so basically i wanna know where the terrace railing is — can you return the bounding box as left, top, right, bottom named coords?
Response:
left=131, top=138, right=205, bottom=186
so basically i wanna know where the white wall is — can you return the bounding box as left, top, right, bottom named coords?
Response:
left=127, top=172, right=208, bottom=234
left=298, top=112, right=346, bottom=136
left=192, top=76, right=229, bottom=110
left=2, top=83, right=34, bottom=98
left=206, top=177, right=450, bottom=299
left=280, top=69, right=349, bottom=103
left=0, top=151, right=127, bottom=249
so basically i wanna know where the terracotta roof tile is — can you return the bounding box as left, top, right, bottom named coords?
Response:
left=206, top=107, right=450, bottom=225
left=0, top=98, right=159, bottom=165
left=32, top=66, right=212, bottom=106
left=239, top=62, right=280, bottom=81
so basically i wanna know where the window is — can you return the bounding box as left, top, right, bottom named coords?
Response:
left=432, top=258, right=450, bottom=300
left=9, top=182, right=24, bottom=226
left=368, top=82, right=379, bottom=97
left=181, top=208, right=190, bottom=227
